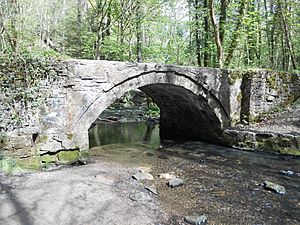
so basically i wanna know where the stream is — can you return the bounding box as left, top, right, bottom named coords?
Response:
left=89, top=121, right=300, bottom=225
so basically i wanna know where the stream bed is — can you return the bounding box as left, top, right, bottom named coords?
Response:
left=89, top=121, right=300, bottom=225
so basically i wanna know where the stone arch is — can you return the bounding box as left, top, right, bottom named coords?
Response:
left=73, top=71, right=230, bottom=150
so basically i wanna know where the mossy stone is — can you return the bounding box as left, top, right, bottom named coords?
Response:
left=36, top=135, right=49, bottom=144
left=279, top=148, right=300, bottom=156
left=80, top=150, right=90, bottom=158
left=228, top=70, right=242, bottom=85
left=41, top=154, right=57, bottom=163
left=57, top=150, right=80, bottom=163
left=16, top=157, right=41, bottom=170
left=66, top=133, right=74, bottom=140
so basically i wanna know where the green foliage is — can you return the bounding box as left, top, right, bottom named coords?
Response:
left=1, top=0, right=299, bottom=69
left=0, top=51, right=58, bottom=130
left=0, top=156, right=18, bottom=174
left=144, top=103, right=160, bottom=118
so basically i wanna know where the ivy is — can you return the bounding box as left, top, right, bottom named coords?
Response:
left=0, top=51, right=58, bottom=131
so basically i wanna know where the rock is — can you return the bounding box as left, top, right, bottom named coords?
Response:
left=267, top=95, right=275, bottom=102
left=145, top=185, right=158, bottom=195
left=132, top=172, right=154, bottom=181
left=184, top=215, right=207, bottom=225
left=129, top=192, right=152, bottom=202
left=280, top=170, right=294, bottom=176
left=138, top=166, right=152, bottom=173
left=158, top=173, right=176, bottom=180
left=263, top=181, right=286, bottom=195
left=167, top=178, right=185, bottom=188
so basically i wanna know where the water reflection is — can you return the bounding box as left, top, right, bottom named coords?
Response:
left=89, top=121, right=160, bottom=148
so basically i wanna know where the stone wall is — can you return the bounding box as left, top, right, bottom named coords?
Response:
left=247, top=70, right=299, bottom=121
left=0, top=60, right=74, bottom=170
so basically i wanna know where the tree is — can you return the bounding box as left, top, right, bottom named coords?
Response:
left=209, top=0, right=224, bottom=68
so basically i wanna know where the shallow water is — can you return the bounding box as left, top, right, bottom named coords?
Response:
left=89, top=120, right=160, bottom=147
left=89, top=121, right=300, bottom=225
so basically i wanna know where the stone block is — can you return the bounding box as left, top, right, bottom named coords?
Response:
left=41, top=154, right=58, bottom=164
left=57, top=150, right=80, bottom=163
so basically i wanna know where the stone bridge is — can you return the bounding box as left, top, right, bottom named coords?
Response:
left=1, top=59, right=299, bottom=166
left=43, top=60, right=235, bottom=153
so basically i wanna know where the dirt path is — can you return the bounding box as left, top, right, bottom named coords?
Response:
left=0, top=160, right=166, bottom=225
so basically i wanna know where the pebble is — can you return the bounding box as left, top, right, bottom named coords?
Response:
left=184, top=215, right=207, bottom=225
left=167, top=178, right=185, bottom=188
left=132, top=172, right=154, bottom=181
left=263, top=181, right=286, bottom=195
left=158, top=173, right=176, bottom=180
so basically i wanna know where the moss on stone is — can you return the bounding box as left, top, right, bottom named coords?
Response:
left=266, top=75, right=277, bottom=89
left=257, top=139, right=277, bottom=151
left=291, top=73, right=300, bottom=83
left=228, top=70, right=242, bottom=85
left=66, top=133, right=74, bottom=140
left=41, top=154, right=57, bottom=163
left=0, top=157, right=17, bottom=174
left=256, top=136, right=300, bottom=156
left=237, top=92, right=242, bottom=103
left=79, top=150, right=90, bottom=158
left=279, top=148, right=300, bottom=156
left=16, top=157, right=41, bottom=170
left=36, top=135, right=48, bottom=144
left=240, top=140, right=256, bottom=149
left=57, top=150, right=80, bottom=163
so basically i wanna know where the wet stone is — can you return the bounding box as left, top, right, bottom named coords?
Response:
left=167, top=178, right=185, bottom=188
left=264, top=181, right=286, bottom=195
left=132, top=172, right=154, bottom=181
left=184, top=215, right=207, bottom=225
left=280, top=170, right=294, bottom=176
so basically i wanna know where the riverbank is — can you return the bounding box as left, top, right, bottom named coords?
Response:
left=0, top=159, right=167, bottom=225
left=225, top=99, right=300, bottom=155
left=89, top=142, right=300, bottom=224
left=1, top=141, right=299, bottom=224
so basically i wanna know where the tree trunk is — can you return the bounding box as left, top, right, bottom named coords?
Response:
left=219, top=0, right=228, bottom=44
left=209, top=0, right=224, bottom=68
left=278, top=0, right=297, bottom=70
left=225, top=0, right=248, bottom=66
left=95, top=27, right=102, bottom=60
left=195, top=0, right=201, bottom=66
left=136, top=0, right=142, bottom=63
left=203, top=0, right=210, bottom=67
left=77, top=0, right=83, bottom=56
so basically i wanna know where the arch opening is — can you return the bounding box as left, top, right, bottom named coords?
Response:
left=87, top=83, right=225, bottom=149
left=73, top=71, right=230, bottom=150
left=88, top=90, right=160, bottom=148
left=140, top=84, right=224, bottom=144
